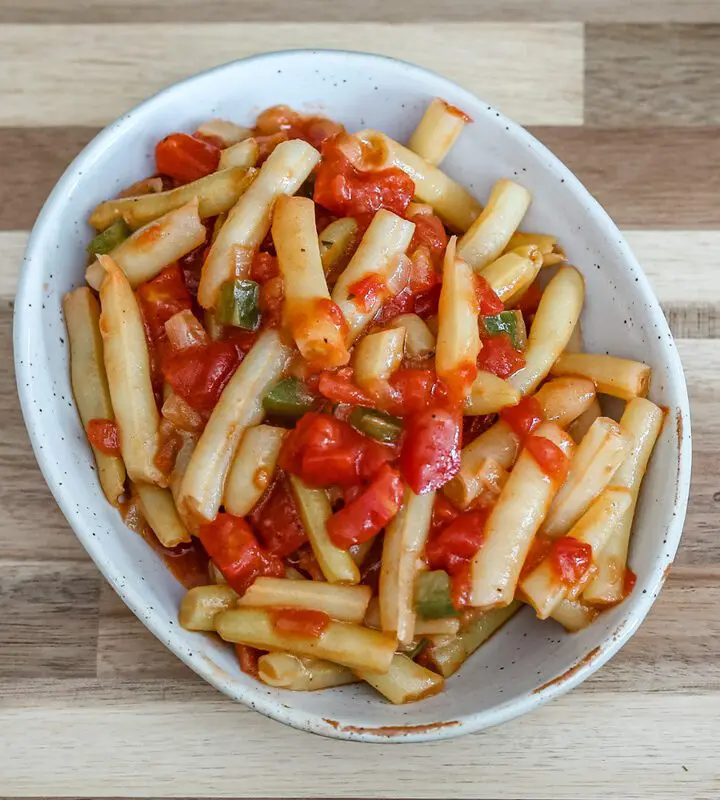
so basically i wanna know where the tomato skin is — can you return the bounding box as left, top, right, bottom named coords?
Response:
left=548, top=536, right=593, bottom=585
left=347, top=274, right=388, bottom=313
left=87, top=418, right=121, bottom=456
left=408, top=212, right=448, bottom=266
left=327, top=464, right=404, bottom=549
left=387, top=368, right=438, bottom=416
left=317, top=369, right=375, bottom=407
left=400, top=406, right=461, bottom=494
left=475, top=276, right=504, bottom=315
left=524, top=434, right=570, bottom=482
left=161, top=340, right=239, bottom=411
left=154, top=424, right=183, bottom=474
left=426, top=509, right=487, bottom=575
left=373, top=286, right=416, bottom=324
left=235, top=644, right=261, bottom=678
left=520, top=534, right=554, bottom=580
left=430, top=493, right=461, bottom=536
left=450, top=562, right=474, bottom=610
left=136, top=265, right=193, bottom=347
left=250, top=251, right=280, bottom=283
left=271, top=608, right=331, bottom=638
left=155, top=132, right=221, bottom=184
left=500, top=395, right=544, bottom=438
left=313, top=138, right=415, bottom=217
left=198, top=513, right=284, bottom=595
left=249, top=473, right=307, bottom=557
left=477, top=334, right=526, bottom=378
left=279, top=412, right=392, bottom=489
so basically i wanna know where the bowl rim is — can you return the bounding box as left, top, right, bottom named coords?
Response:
left=14, top=48, right=692, bottom=743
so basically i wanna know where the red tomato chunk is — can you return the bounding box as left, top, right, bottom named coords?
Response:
left=313, top=137, right=415, bottom=217
left=400, top=406, right=461, bottom=494
left=235, top=644, right=261, bottom=678
left=136, top=265, right=193, bottom=347
left=198, top=513, right=284, bottom=595
left=87, top=418, right=121, bottom=456
left=271, top=608, right=331, bottom=639
left=524, top=435, right=570, bottom=483
left=161, top=340, right=239, bottom=412
left=475, top=276, right=504, bottom=315
left=317, top=369, right=375, bottom=407
left=327, top=464, right=404, bottom=549
left=426, top=509, right=487, bottom=575
left=249, top=473, right=308, bottom=557
left=279, top=412, right=392, bottom=489
left=155, top=132, right=220, bottom=184
left=430, top=493, right=461, bottom=537
left=500, top=395, right=544, bottom=438
left=477, top=334, right=525, bottom=378
left=548, top=536, right=593, bottom=585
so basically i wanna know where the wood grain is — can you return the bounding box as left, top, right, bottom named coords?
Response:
left=586, top=25, right=720, bottom=126
left=0, top=23, right=583, bottom=127
left=1, top=0, right=719, bottom=23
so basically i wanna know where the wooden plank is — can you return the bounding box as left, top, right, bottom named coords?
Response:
left=0, top=23, right=584, bottom=127
left=4, top=126, right=719, bottom=232
left=7, top=230, right=720, bottom=307
left=0, top=691, right=718, bottom=797
left=0, top=560, right=100, bottom=679
left=532, top=127, right=720, bottom=228
left=586, top=24, right=720, bottom=127
left=1, top=0, right=718, bottom=23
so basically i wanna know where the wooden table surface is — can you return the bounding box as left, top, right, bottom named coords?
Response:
left=2, top=3, right=719, bottom=798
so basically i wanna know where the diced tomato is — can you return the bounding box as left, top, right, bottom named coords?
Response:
left=313, top=137, right=415, bottom=217
left=155, top=132, right=221, bottom=184
left=259, top=276, right=284, bottom=328
left=622, top=567, right=637, bottom=598
left=461, top=414, right=496, bottom=447
left=255, top=132, right=288, bottom=162
left=500, top=395, right=544, bottom=439
left=255, top=105, right=344, bottom=150
left=136, top=265, right=193, bottom=350
left=477, top=334, right=525, bottom=378
left=197, top=513, right=284, bottom=595
left=430, top=493, right=461, bottom=537
left=548, top=536, right=593, bottom=585
left=373, top=246, right=440, bottom=325
left=520, top=534, right=554, bottom=580
left=347, top=274, right=388, bottom=313
left=475, top=276, right=505, bottom=315
left=373, top=286, right=416, bottom=324
left=408, top=212, right=448, bottom=266
left=327, top=464, right=403, bottom=549
left=279, top=412, right=393, bottom=489
left=154, top=423, right=183, bottom=475
left=426, top=509, right=487, bottom=575
left=271, top=608, right=331, bottom=638
left=299, top=117, right=345, bottom=150
left=413, top=284, right=441, bottom=320
left=87, top=418, right=121, bottom=456
left=524, top=435, right=570, bottom=482
left=317, top=369, right=375, bottom=407
left=387, top=368, right=438, bottom=416
left=400, top=406, right=461, bottom=494
left=249, top=473, right=307, bottom=557
left=161, top=340, right=239, bottom=411
left=235, top=644, right=261, bottom=678
left=250, top=252, right=280, bottom=283
left=450, top=563, right=474, bottom=610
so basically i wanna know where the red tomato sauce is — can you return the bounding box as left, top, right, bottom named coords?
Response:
left=271, top=608, right=331, bottom=639
left=426, top=509, right=487, bottom=575
left=520, top=534, right=555, bottom=581
left=475, top=276, right=504, bottom=315
left=347, top=274, right=388, bottom=313
left=249, top=473, right=307, bottom=558
left=548, top=536, right=593, bottom=585
left=622, top=567, right=637, bottom=598
left=86, top=418, right=120, bottom=456
left=235, top=644, right=262, bottom=678
left=477, top=334, right=525, bottom=378
left=524, top=435, right=570, bottom=482
left=500, top=395, right=544, bottom=439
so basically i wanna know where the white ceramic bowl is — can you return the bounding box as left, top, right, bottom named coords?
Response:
left=14, top=50, right=691, bottom=742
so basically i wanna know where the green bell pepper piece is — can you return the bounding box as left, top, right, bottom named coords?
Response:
left=217, top=279, right=261, bottom=330
left=414, top=570, right=459, bottom=619
left=87, top=219, right=131, bottom=256
left=481, top=310, right=527, bottom=350
left=263, top=377, right=318, bottom=420
left=349, top=407, right=403, bottom=443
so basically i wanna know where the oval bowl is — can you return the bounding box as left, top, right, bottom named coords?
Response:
left=14, top=49, right=691, bottom=742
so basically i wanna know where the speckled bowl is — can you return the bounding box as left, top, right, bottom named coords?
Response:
left=14, top=50, right=691, bottom=742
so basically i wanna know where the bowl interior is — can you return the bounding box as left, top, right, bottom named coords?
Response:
left=15, top=50, right=691, bottom=742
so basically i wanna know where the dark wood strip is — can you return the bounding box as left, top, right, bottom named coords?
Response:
left=586, top=24, right=720, bottom=127
left=4, top=127, right=720, bottom=231
left=0, top=560, right=100, bottom=678
left=530, top=127, right=720, bottom=228
left=1, top=0, right=719, bottom=23
left=662, top=303, right=720, bottom=339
